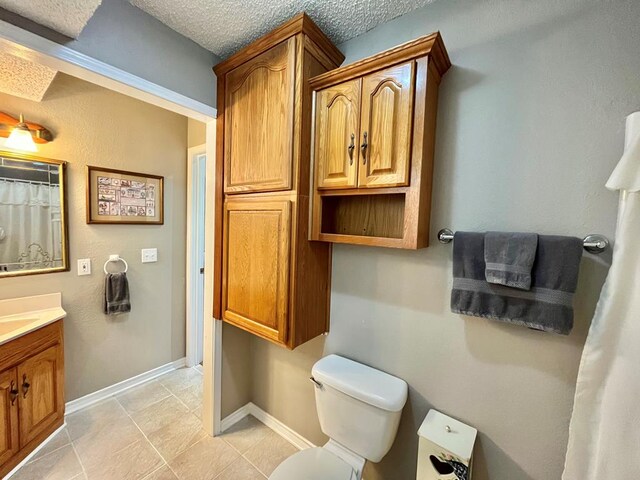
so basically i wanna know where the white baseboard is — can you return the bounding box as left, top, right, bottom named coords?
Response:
left=65, top=357, right=186, bottom=415
left=3, top=423, right=66, bottom=479
left=220, top=402, right=316, bottom=451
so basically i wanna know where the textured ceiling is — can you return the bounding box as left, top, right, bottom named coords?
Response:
left=0, top=53, right=57, bottom=101
left=0, top=0, right=102, bottom=38
left=130, top=0, right=436, bottom=58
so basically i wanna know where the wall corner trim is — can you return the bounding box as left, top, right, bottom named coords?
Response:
left=220, top=402, right=316, bottom=451
left=65, top=357, right=187, bottom=415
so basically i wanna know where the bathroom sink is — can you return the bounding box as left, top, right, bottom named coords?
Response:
left=0, top=318, right=39, bottom=336
left=0, top=293, right=66, bottom=345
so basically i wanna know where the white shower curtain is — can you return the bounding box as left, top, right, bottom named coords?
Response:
left=0, top=180, right=60, bottom=271
left=563, top=112, right=640, bottom=479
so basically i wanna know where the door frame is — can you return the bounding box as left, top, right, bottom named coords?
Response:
left=0, top=20, right=223, bottom=435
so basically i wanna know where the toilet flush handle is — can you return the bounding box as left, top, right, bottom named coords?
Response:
left=309, top=377, right=323, bottom=388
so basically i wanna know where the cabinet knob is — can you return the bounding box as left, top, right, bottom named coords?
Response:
left=22, top=374, right=30, bottom=399
left=9, top=381, right=18, bottom=406
left=360, top=132, right=368, bottom=164
left=347, top=133, right=355, bottom=165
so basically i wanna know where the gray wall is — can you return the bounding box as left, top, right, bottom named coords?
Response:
left=246, top=0, right=640, bottom=479
left=0, top=73, right=189, bottom=401
left=4, top=0, right=220, bottom=107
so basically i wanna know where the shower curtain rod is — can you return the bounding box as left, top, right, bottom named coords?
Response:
left=437, top=228, right=609, bottom=254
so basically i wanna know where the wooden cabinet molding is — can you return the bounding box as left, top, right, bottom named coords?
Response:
left=310, top=33, right=450, bottom=249
left=0, top=321, right=64, bottom=478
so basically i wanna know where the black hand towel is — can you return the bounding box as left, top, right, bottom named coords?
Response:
left=451, top=232, right=583, bottom=335
left=104, top=272, right=131, bottom=315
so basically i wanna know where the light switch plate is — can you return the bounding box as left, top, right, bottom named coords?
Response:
left=77, top=258, right=91, bottom=276
left=141, top=248, right=158, bottom=263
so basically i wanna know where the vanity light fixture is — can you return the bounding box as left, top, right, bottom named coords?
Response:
left=5, top=114, right=37, bottom=152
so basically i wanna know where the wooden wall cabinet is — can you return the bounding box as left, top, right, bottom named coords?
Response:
left=213, top=14, right=344, bottom=348
left=0, top=321, right=64, bottom=477
left=310, top=33, right=451, bottom=249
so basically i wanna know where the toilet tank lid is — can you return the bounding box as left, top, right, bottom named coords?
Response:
left=312, top=355, right=408, bottom=412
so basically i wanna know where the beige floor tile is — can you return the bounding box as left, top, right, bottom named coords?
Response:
left=168, top=436, right=239, bottom=480
left=192, top=406, right=202, bottom=419
left=11, top=444, right=83, bottom=480
left=173, top=382, right=202, bottom=411
left=217, top=457, right=266, bottom=480
left=220, top=415, right=271, bottom=454
left=73, top=415, right=145, bottom=469
left=32, top=428, right=71, bottom=461
left=130, top=395, right=189, bottom=436
left=157, top=368, right=202, bottom=394
left=84, top=439, right=163, bottom=480
left=141, top=465, right=178, bottom=480
left=65, top=398, right=128, bottom=441
left=147, top=412, right=207, bottom=461
left=116, top=380, right=172, bottom=414
left=243, top=430, right=297, bottom=477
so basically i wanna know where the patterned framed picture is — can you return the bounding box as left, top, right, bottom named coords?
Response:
left=86, top=166, right=164, bottom=224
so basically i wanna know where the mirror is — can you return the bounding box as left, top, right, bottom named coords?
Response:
left=0, top=151, right=68, bottom=277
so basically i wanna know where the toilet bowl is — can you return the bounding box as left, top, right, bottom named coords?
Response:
left=269, top=354, right=408, bottom=480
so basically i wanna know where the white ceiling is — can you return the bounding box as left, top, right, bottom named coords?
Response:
left=130, top=0, right=436, bottom=58
left=0, top=0, right=102, bottom=38
left=0, top=53, right=57, bottom=101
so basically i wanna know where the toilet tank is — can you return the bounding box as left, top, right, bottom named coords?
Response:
left=311, top=355, right=408, bottom=463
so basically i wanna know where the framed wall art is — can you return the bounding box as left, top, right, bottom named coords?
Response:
left=86, top=166, right=164, bottom=225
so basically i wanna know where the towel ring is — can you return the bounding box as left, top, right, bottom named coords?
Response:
left=104, top=255, right=128, bottom=274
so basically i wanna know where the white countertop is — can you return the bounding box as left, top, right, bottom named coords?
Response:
left=0, top=293, right=66, bottom=346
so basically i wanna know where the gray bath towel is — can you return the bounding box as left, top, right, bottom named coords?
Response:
left=104, top=272, right=131, bottom=315
left=451, top=232, right=583, bottom=334
left=484, top=231, right=538, bottom=290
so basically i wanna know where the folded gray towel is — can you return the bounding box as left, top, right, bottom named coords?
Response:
left=484, top=231, right=538, bottom=290
left=451, top=232, right=583, bottom=334
left=104, top=272, right=131, bottom=315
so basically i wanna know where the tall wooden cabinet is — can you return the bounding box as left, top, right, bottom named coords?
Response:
left=0, top=321, right=64, bottom=477
left=213, top=14, right=344, bottom=349
left=310, top=33, right=451, bottom=249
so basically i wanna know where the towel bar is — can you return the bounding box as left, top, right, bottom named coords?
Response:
left=103, top=254, right=128, bottom=274
left=437, top=229, right=609, bottom=254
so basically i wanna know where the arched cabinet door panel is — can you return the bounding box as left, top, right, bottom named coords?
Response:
left=314, top=79, right=361, bottom=189
left=358, top=62, right=415, bottom=188
left=224, top=38, right=296, bottom=194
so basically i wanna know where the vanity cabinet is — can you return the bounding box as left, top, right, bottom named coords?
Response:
left=310, top=33, right=451, bottom=249
left=0, top=321, right=64, bottom=478
left=213, top=13, right=344, bottom=348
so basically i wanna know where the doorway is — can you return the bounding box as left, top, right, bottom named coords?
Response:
left=187, top=144, right=207, bottom=368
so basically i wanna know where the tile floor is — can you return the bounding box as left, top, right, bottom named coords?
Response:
left=8, top=367, right=298, bottom=480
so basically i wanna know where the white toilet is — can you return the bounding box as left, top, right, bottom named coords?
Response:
left=270, top=354, right=408, bottom=480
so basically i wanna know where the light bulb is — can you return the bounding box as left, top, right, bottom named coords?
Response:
left=5, top=114, right=37, bottom=152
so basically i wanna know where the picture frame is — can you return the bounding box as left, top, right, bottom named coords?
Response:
left=86, top=166, right=164, bottom=225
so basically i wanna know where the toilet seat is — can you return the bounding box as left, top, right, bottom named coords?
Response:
left=269, top=447, right=358, bottom=480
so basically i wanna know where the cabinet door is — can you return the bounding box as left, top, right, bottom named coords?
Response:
left=358, top=62, right=415, bottom=188
left=314, top=80, right=361, bottom=189
left=0, top=368, right=19, bottom=467
left=222, top=199, right=291, bottom=344
left=224, top=38, right=296, bottom=194
left=18, top=345, right=63, bottom=447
